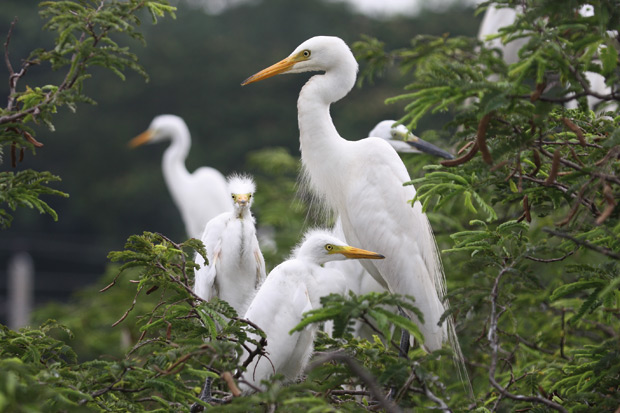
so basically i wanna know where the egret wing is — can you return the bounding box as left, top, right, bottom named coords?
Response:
left=193, top=213, right=229, bottom=301
left=341, top=138, right=447, bottom=350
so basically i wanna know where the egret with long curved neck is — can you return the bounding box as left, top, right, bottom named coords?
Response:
left=243, top=36, right=454, bottom=353
left=130, top=115, right=232, bottom=239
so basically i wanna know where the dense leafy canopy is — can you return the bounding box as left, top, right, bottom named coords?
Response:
left=1, top=0, right=619, bottom=412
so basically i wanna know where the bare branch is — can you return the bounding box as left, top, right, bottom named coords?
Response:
left=543, top=229, right=620, bottom=260
left=517, top=174, right=599, bottom=214
left=477, top=113, right=493, bottom=165
left=221, top=371, right=241, bottom=397
left=441, top=141, right=479, bottom=167
left=524, top=250, right=574, bottom=263
left=538, top=146, right=620, bottom=186
left=309, top=351, right=402, bottom=413
left=487, top=262, right=568, bottom=413
left=112, top=284, right=144, bottom=327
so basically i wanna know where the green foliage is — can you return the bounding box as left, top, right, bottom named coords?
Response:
left=293, top=292, right=426, bottom=346
left=0, top=0, right=175, bottom=226
left=0, top=169, right=68, bottom=228
left=354, top=0, right=620, bottom=411
left=2, top=0, right=619, bottom=411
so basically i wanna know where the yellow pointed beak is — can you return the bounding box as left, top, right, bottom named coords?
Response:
left=332, top=245, right=385, bottom=260
left=241, top=55, right=298, bottom=86
left=128, top=130, right=154, bottom=148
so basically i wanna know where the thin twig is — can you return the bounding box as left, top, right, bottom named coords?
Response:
left=517, top=174, right=598, bottom=215
left=524, top=250, right=574, bottom=263
left=360, top=314, right=403, bottom=354
left=487, top=262, right=568, bottom=413
left=539, top=143, right=620, bottom=186
left=309, top=351, right=402, bottom=413
left=543, top=229, right=620, bottom=260
left=441, top=141, right=479, bottom=167
left=477, top=113, right=493, bottom=165
left=230, top=316, right=270, bottom=378
left=112, top=284, right=144, bottom=327
left=221, top=372, right=241, bottom=397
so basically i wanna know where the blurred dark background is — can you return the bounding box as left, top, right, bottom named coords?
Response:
left=0, top=0, right=480, bottom=324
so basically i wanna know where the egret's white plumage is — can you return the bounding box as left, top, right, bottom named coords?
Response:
left=369, top=120, right=454, bottom=159
left=328, top=120, right=453, bottom=340
left=477, top=4, right=525, bottom=67
left=130, top=115, right=232, bottom=239
left=194, top=173, right=265, bottom=316
left=242, top=36, right=450, bottom=352
left=239, top=229, right=384, bottom=392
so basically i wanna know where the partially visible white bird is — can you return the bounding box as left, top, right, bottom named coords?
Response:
left=477, top=3, right=525, bottom=68
left=129, top=115, right=232, bottom=239
left=478, top=3, right=617, bottom=112
left=194, top=173, right=266, bottom=317
left=242, top=36, right=449, bottom=352
left=369, top=120, right=454, bottom=159
left=239, top=229, right=385, bottom=393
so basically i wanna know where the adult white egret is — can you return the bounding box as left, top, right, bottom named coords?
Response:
left=239, top=229, right=385, bottom=393
left=328, top=120, right=453, bottom=340
left=193, top=173, right=266, bottom=317
left=242, top=36, right=451, bottom=352
left=129, top=115, right=232, bottom=239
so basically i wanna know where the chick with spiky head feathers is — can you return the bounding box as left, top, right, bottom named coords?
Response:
left=193, top=173, right=266, bottom=317
left=238, top=229, right=384, bottom=393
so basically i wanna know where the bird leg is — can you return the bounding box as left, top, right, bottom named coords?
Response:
left=398, top=329, right=411, bottom=358
left=386, top=307, right=411, bottom=401
left=397, top=305, right=411, bottom=358
left=190, top=377, right=223, bottom=412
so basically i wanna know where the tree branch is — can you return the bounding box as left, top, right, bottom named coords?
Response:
left=543, top=229, right=620, bottom=260
left=309, top=351, right=402, bottom=413
left=487, top=261, right=568, bottom=413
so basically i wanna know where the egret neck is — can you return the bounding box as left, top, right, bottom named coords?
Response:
left=161, top=121, right=192, bottom=196
left=297, top=56, right=357, bottom=209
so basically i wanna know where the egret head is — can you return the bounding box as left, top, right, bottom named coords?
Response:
left=294, top=229, right=384, bottom=266
left=241, top=36, right=358, bottom=85
left=128, top=115, right=185, bottom=147
left=228, top=173, right=256, bottom=213
left=368, top=120, right=454, bottom=159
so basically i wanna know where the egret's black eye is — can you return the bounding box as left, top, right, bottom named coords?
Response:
left=303, top=50, right=311, bottom=58
left=325, top=244, right=333, bottom=251
left=248, top=194, right=252, bottom=198
left=231, top=195, right=235, bottom=199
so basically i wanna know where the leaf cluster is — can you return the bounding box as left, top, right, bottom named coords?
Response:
left=354, top=1, right=620, bottom=411
left=0, top=0, right=175, bottom=227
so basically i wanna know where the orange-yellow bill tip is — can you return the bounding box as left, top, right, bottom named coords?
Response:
left=241, top=55, right=297, bottom=86
left=128, top=130, right=153, bottom=148
left=339, top=246, right=385, bottom=260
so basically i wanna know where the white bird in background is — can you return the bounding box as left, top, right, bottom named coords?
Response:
left=194, top=173, right=266, bottom=317
left=242, top=36, right=452, bottom=352
left=478, top=3, right=617, bottom=112
left=129, top=115, right=232, bottom=239
left=369, top=120, right=454, bottom=159
left=328, top=120, right=453, bottom=340
left=477, top=3, right=525, bottom=69
left=239, top=229, right=385, bottom=393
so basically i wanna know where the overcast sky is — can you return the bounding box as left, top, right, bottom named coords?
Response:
left=328, top=0, right=478, bottom=17
left=184, top=0, right=479, bottom=16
